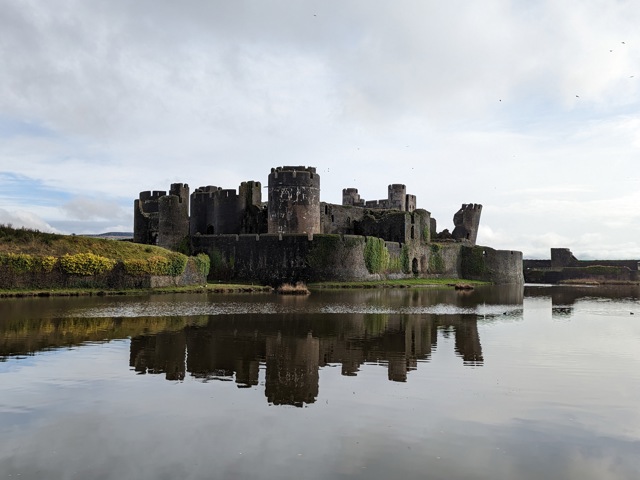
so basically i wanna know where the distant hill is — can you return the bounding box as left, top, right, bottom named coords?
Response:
left=82, top=232, right=133, bottom=240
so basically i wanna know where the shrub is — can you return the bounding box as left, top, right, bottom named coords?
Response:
left=0, top=253, right=57, bottom=273
left=59, top=253, right=117, bottom=275
left=122, top=253, right=189, bottom=276
left=193, top=253, right=211, bottom=277
left=122, top=259, right=150, bottom=276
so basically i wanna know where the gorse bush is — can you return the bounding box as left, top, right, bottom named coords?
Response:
left=59, top=253, right=117, bottom=275
left=0, top=253, right=58, bottom=273
left=122, top=253, right=189, bottom=276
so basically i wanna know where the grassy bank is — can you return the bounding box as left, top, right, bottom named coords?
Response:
left=0, top=225, right=174, bottom=261
left=0, top=283, right=273, bottom=298
left=309, top=278, right=490, bottom=289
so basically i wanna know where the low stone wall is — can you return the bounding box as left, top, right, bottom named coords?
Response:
left=0, top=258, right=206, bottom=290
left=525, top=265, right=635, bottom=284
left=192, top=234, right=524, bottom=285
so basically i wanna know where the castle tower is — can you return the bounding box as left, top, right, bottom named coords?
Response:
left=213, top=189, right=242, bottom=234
left=190, top=186, right=220, bottom=235
left=169, top=183, right=190, bottom=218
left=268, top=166, right=320, bottom=235
left=550, top=248, right=578, bottom=268
left=134, top=190, right=166, bottom=245
left=239, top=181, right=265, bottom=234
left=342, top=188, right=362, bottom=206
left=451, top=203, right=482, bottom=245
left=239, top=181, right=262, bottom=210
left=388, top=184, right=407, bottom=211
left=405, top=194, right=417, bottom=212
left=158, top=183, right=190, bottom=251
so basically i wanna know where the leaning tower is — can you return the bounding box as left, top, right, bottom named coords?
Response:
left=452, top=204, right=482, bottom=245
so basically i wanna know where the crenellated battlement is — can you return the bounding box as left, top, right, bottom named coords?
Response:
left=214, top=188, right=239, bottom=199
left=193, top=186, right=221, bottom=195
left=139, top=190, right=167, bottom=201
left=460, top=203, right=483, bottom=212
left=452, top=203, right=483, bottom=245
left=269, top=166, right=319, bottom=187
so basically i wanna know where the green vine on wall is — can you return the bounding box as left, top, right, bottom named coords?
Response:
left=364, top=237, right=390, bottom=274
left=461, top=246, right=486, bottom=277
left=193, top=253, right=211, bottom=277
left=428, top=244, right=445, bottom=273
left=400, top=245, right=410, bottom=274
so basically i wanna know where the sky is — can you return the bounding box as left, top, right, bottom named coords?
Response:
left=1, top=0, right=639, bottom=259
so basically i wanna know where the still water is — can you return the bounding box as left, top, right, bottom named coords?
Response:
left=1, top=285, right=639, bottom=480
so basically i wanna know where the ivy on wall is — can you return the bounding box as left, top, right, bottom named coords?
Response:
left=400, top=245, right=410, bottom=274
left=461, top=246, right=487, bottom=277
left=428, top=244, right=445, bottom=273
left=364, top=237, right=390, bottom=274
left=193, top=253, right=211, bottom=277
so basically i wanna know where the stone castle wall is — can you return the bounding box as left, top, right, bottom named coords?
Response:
left=523, top=248, right=639, bottom=283
left=134, top=165, right=522, bottom=284
left=191, top=234, right=523, bottom=285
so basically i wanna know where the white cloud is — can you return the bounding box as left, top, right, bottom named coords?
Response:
left=1, top=0, right=640, bottom=254
left=61, top=197, right=129, bottom=221
left=0, top=208, right=59, bottom=233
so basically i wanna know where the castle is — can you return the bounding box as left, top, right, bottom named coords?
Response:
left=134, top=166, right=523, bottom=284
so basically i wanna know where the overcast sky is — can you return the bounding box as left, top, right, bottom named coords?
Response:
left=1, top=0, right=639, bottom=259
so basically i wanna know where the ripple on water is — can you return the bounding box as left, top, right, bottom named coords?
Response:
left=68, top=301, right=523, bottom=318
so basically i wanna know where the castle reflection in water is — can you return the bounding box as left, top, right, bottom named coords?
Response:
left=129, top=313, right=484, bottom=407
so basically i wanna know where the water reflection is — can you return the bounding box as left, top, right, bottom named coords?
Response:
left=525, top=284, right=640, bottom=305
left=524, top=284, right=640, bottom=319
left=128, top=313, right=484, bottom=406
left=3, top=286, right=640, bottom=479
left=0, top=286, right=523, bottom=406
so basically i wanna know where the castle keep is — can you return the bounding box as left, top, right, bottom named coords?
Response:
left=134, top=166, right=523, bottom=284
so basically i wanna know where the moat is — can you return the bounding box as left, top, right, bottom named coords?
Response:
left=1, top=286, right=639, bottom=479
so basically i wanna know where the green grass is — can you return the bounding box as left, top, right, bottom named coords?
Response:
left=309, top=278, right=490, bottom=289
left=0, top=283, right=273, bottom=298
left=0, top=224, right=173, bottom=261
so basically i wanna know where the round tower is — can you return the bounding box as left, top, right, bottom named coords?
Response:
left=268, top=166, right=320, bottom=234
left=158, top=194, right=189, bottom=250
left=388, top=184, right=407, bottom=211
